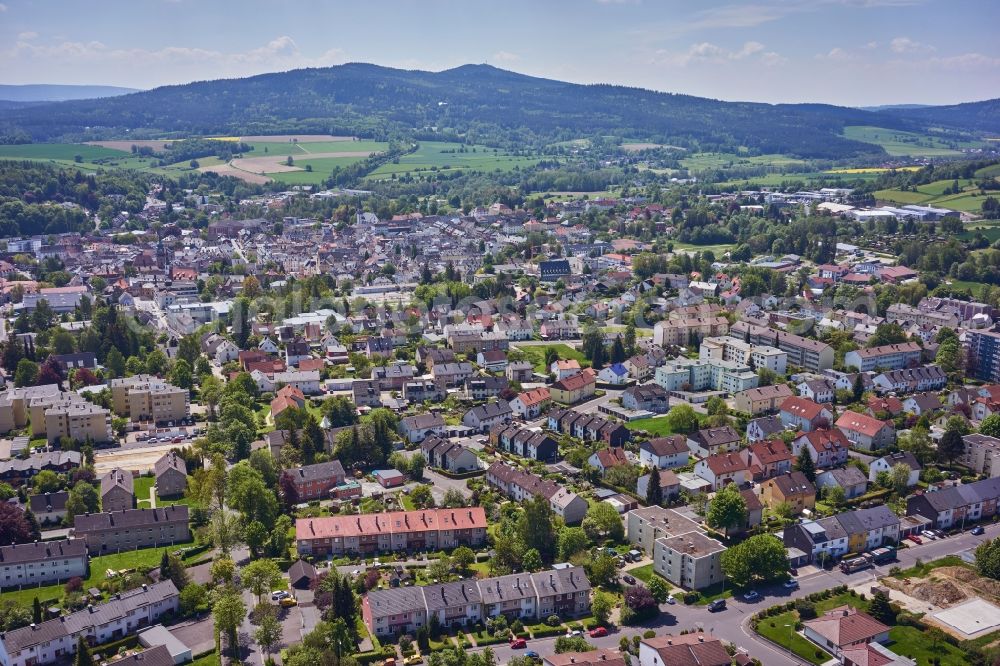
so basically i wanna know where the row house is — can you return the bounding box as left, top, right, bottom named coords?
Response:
left=361, top=567, right=591, bottom=639
left=402, top=378, right=447, bottom=404
left=0, top=539, right=88, bottom=589
left=546, top=409, right=631, bottom=446
left=0, top=451, right=81, bottom=486
left=906, top=476, right=1000, bottom=529
left=0, top=581, right=180, bottom=666
left=490, top=425, right=559, bottom=462
left=295, top=508, right=488, bottom=557
left=871, top=365, right=947, bottom=395
left=784, top=505, right=900, bottom=564
left=464, top=376, right=508, bottom=400
left=420, top=435, right=480, bottom=473
left=486, top=462, right=588, bottom=524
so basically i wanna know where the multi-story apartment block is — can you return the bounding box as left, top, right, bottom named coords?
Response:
left=961, top=434, right=1000, bottom=477
left=653, top=317, right=729, bottom=347
left=0, top=539, right=88, bottom=589
left=489, top=425, right=559, bottom=462
left=0, top=384, right=60, bottom=434
left=654, top=358, right=758, bottom=395
left=653, top=530, right=727, bottom=591
left=486, top=462, right=588, bottom=524
left=729, top=321, right=834, bottom=372
left=43, top=400, right=112, bottom=445
left=153, top=452, right=188, bottom=498
left=844, top=342, right=922, bottom=372
left=699, top=336, right=788, bottom=374
left=361, top=567, right=592, bottom=639
left=110, top=375, right=189, bottom=424
left=0, top=581, right=179, bottom=666
left=295, top=508, right=487, bottom=557
left=72, top=506, right=190, bottom=555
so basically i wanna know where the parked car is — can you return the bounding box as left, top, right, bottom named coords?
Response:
left=622, top=574, right=637, bottom=585
left=566, top=630, right=582, bottom=638
left=743, top=591, right=760, bottom=601
left=665, top=594, right=676, bottom=605
left=907, top=535, right=922, bottom=544
left=510, top=639, right=527, bottom=649
left=972, top=526, right=986, bottom=535
left=589, top=627, right=608, bottom=638
left=280, top=596, right=297, bottom=607
left=707, top=599, right=726, bottom=612
left=524, top=652, right=540, bottom=661
left=403, top=656, right=423, bottom=666
left=783, top=580, right=799, bottom=590
left=270, top=590, right=289, bottom=600
left=921, top=530, right=937, bottom=540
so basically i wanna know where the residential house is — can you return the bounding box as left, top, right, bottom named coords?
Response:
left=760, top=471, right=816, bottom=513
left=549, top=369, right=597, bottom=405
left=638, top=435, right=688, bottom=470
left=153, top=452, right=188, bottom=499
left=746, top=415, right=785, bottom=443
left=284, top=460, right=348, bottom=501
left=588, top=447, right=629, bottom=476
left=486, top=462, right=588, bottom=524
left=420, top=436, right=480, bottom=473
left=462, top=401, right=513, bottom=433
left=100, top=469, right=135, bottom=513
left=27, top=491, right=69, bottom=525
left=835, top=412, right=895, bottom=451
left=686, top=426, right=741, bottom=458
left=693, top=452, right=750, bottom=491
left=779, top=396, right=833, bottom=433
left=73, top=506, right=190, bottom=555
left=597, top=363, right=630, bottom=386
left=734, top=384, right=794, bottom=416
left=399, top=414, right=446, bottom=444
left=868, top=452, right=921, bottom=487
left=816, top=467, right=869, bottom=499
left=0, top=539, right=87, bottom=589
left=872, top=366, right=947, bottom=395
left=636, top=469, right=681, bottom=503
left=793, top=429, right=851, bottom=469
left=551, top=360, right=582, bottom=381
left=797, top=379, right=835, bottom=404
left=510, top=388, right=551, bottom=419
left=464, top=376, right=509, bottom=400
left=906, top=476, right=1000, bottom=529
left=637, top=634, right=732, bottom=666
left=802, top=607, right=890, bottom=659
left=353, top=379, right=382, bottom=408
left=506, top=361, right=534, bottom=383
left=741, top=439, right=792, bottom=481
left=621, top=384, right=669, bottom=413
left=901, top=393, right=942, bottom=417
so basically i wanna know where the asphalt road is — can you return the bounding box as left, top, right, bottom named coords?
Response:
left=479, top=522, right=1000, bottom=665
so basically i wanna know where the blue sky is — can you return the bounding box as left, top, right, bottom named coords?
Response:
left=0, top=0, right=997, bottom=106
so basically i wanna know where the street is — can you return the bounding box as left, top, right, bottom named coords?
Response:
left=479, top=521, right=1000, bottom=665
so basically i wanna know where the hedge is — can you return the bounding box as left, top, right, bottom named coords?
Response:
left=356, top=648, right=396, bottom=665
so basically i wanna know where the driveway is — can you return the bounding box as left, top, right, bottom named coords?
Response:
left=169, top=616, right=215, bottom=657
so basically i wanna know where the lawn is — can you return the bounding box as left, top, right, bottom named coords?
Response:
left=189, top=652, right=220, bottom=666
left=625, top=416, right=679, bottom=437
left=245, top=139, right=387, bottom=157
left=512, top=343, right=588, bottom=374
left=886, top=626, right=966, bottom=665
left=756, top=610, right=827, bottom=665
left=1, top=545, right=190, bottom=607
left=629, top=564, right=656, bottom=583
left=134, top=475, right=155, bottom=507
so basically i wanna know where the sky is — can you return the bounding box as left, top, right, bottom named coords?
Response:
left=0, top=0, right=998, bottom=107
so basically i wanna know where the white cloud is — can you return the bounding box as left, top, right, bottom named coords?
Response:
left=0, top=4, right=8, bottom=12
left=890, top=36, right=935, bottom=53
left=817, top=47, right=859, bottom=61
left=492, top=51, right=521, bottom=63
left=17, top=31, right=37, bottom=41
left=1, top=35, right=347, bottom=83
left=654, top=41, right=781, bottom=67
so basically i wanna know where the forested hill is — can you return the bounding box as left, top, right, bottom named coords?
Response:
left=0, top=63, right=993, bottom=159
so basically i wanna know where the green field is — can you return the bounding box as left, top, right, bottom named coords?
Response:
left=843, top=125, right=969, bottom=157
left=681, top=152, right=807, bottom=171
left=267, top=155, right=370, bottom=185
left=368, top=141, right=541, bottom=178
left=0, top=143, right=128, bottom=161
left=875, top=178, right=994, bottom=213
left=512, top=343, right=588, bottom=374
left=245, top=139, right=387, bottom=157
left=977, top=164, right=1000, bottom=178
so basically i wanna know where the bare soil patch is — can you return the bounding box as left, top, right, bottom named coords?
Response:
left=86, top=140, right=172, bottom=152
left=239, top=134, right=355, bottom=143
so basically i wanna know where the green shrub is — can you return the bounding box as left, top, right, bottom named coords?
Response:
left=643, top=630, right=655, bottom=639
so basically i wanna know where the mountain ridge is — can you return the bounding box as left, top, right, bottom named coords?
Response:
left=0, top=63, right=995, bottom=159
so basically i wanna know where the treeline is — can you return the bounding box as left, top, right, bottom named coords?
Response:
left=157, top=139, right=253, bottom=165
left=0, top=161, right=149, bottom=212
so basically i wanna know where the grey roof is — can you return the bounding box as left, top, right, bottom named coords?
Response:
left=467, top=401, right=512, bottom=420
left=876, top=451, right=921, bottom=472
left=109, top=646, right=175, bottom=666
left=423, top=581, right=483, bottom=611
left=641, top=435, right=688, bottom=457
left=821, top=466, right=868, bottom=488
left=28, top=491, right=70, bottom=514
left=288, top=559, right=318, bottom=584
left=154, top=452, right=187, bottom=478
left=530, top=566, right=591, bottom=597
left=921, top=476, right=1000, bottom=511
left=401, top=413, right=445, bottom=430
left=365, top=586, right=428, bottom=619
left=100, top=468, right=134, bottom=497
left=286, top=460, right=346, bottom=483
left=837, top=505, right=899, bottom=534
left=73, top=505, right=189, bottom=532
left=750, top=415, right=785, bottom=435
left=1, top=581, right=179, bottom=654
left=0, top=450, right=81, bottom=475
left=813, top=516, right=848, bottom=542
left=0, top=538, right=86, bottom=565
left=477, top=573, right=537, bottom=605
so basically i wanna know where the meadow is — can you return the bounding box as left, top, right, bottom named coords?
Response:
left=842, top=125, right=972, bottom=157
left=680, top=151, right=807, bottom=172
left=875, top=176, right=997, bottom=213
left=367, top=141, right=541, bottom=178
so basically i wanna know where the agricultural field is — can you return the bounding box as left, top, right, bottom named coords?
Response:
left=716, top=171, right=882, bottom=188
left=681, top=152, right=808, bottom=171
left=843, top=125, right=975, bottom=157
left=826, top=166, right=922, bottom=174
left=367, top=141, right=541, bottom=178
left=0, top=143, right=128, bottom=161
left=265, top=155, right=371, bottom=185
left=875, top=177, right=997, bottom=213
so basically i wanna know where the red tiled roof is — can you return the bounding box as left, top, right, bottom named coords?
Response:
left=780, top=396, right=827, bottom=420
left=803, top=606, right=889, bottom=647
left=296, top=507, right=487, bottom=540
left=836, top=411, right=890, bottom=438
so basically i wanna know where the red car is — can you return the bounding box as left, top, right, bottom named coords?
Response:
left=589, top=627, right=608, bottom=638
left=908, top=535, right=922, bottom=544
left=510, top=639, right=527, bottom=649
